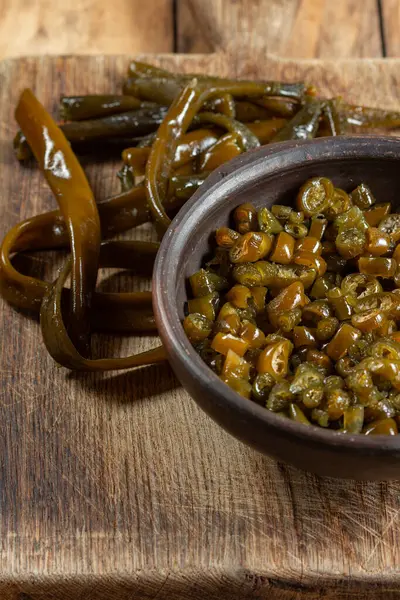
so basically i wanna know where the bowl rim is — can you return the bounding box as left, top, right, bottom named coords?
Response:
left=153, top=135, right=400, bottom=452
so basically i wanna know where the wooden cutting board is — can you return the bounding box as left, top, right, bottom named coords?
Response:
left=1, top=52, right=400, bottom=600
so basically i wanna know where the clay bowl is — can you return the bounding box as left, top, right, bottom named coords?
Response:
left=153, top=136, right=400, bottom=480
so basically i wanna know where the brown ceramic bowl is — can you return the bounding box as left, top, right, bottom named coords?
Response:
left=153, top=136, right=400, bottom=480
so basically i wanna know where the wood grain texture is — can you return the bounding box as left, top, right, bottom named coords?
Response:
left=381, top=0, right=400, bottom=56
left=0, top=0, right=173, bottom=57
left=0, top=0, right=389, bottom=60
left=176, top=0, right=383, bottom=57
left=1, top=53, right=400, bottom=599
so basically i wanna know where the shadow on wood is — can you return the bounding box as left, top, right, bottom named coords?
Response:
left=67, top=361, right=180, bottom=402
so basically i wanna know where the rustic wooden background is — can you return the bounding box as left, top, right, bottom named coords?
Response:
left=1, top=2, right=400, bottom=600
left=0, top=0, right=399, bottom=59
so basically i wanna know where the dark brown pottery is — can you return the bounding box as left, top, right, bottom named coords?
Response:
left=153, top=136, right=400, bottom=480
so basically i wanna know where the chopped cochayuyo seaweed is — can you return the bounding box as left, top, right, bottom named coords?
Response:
left=185, top=178, right=400, bottom=435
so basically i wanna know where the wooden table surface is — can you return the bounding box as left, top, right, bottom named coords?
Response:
left=1, top=2, right=400, bottom=600
left=0, top=0, right=399, bottom=59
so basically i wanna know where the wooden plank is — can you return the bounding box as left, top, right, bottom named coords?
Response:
left=0, top=0, right=174, bottom=58
left=279, top=0, right=383, bottom=58
left=176, top=0, right=383, bottom=58
left=0, top=0, right=385, bottom=60
left=381, top=0, right=400, bottom=56
left=1, top=53, right=400, bottom=600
